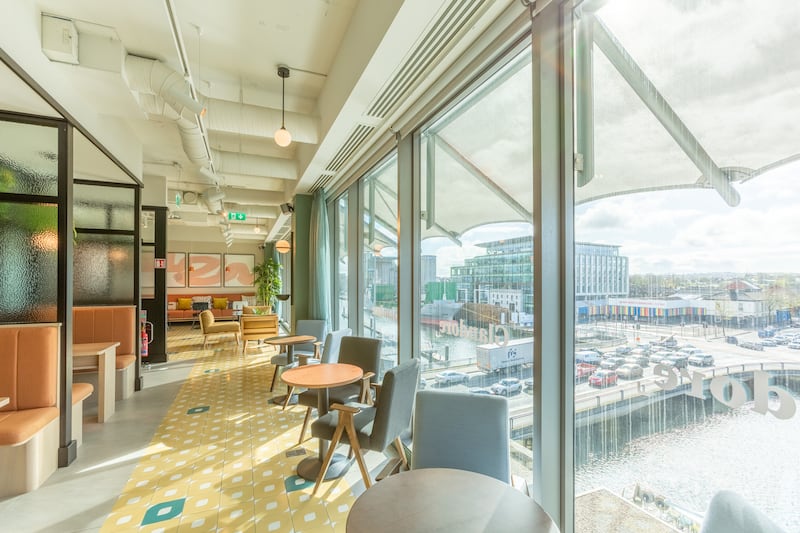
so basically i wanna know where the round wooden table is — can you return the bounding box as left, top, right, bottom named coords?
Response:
left=346, top=468, right=560, bottom=533
left=281, top=363, right=364, bottom=481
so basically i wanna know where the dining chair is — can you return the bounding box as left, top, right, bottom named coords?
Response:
left=411, top=389, right=510, bottom=483
left=294, top=335, right=381, bottom=443
left=282, top=327, right=352, bottom=411
left=310, top=357, right=420, bottom=494
left=269, top=319, right=327, bottom=392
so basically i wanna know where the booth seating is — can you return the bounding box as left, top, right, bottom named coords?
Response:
left=167, top=293, right=254, bottom=323
left=71, top=383, right=93, bottom=447
left=72, top=306, right=136, bottom=401
left=0, top=325, right=61, bottom=497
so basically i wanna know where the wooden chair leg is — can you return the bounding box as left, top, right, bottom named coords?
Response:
left=313, top=419, right=346, bottom=495
left=203, top=335, right=208, bottom=349
left=342, top=414, right=371, bottom=489
left=298, top=408, right=312, bottom=445
left=282, top=387, right=295, bottom=410
left=393, top=437, right=408, bottom=470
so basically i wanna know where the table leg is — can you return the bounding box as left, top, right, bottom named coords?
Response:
left=271, top=345, right=298, bottom=406
left=98, top=348, right=116, bottom=423
left=296, top=387, right=350, bottom=481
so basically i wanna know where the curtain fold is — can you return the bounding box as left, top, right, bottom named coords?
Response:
left=309, top=189, right=331, bottom=326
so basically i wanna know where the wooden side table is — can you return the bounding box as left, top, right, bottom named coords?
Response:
left=73, top=342, right=120, bottom=423
left=281, top=363, right=363, bottom=481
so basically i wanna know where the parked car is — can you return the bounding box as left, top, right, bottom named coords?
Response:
left=615, top=346, right=632, bottom=355
left=523, top=377, right=534, bottom=391
left=625, top=355, right=650, bottom=367
left=650, top=351, right=673, bottom=362
left=588, top=369, right=618, bottom=388
left=788, top=342, right=800, bottom=350
left=489, top=378, right=523, bottom=396
left=687, top=353, right=714, bottom=367
left=616, top=363, right=644, bottom=380
left=575, top=350, right=602, bottom=365
left=760, top=339, right=777, bottom=347
left=739, top=341, right=764, bottom=351
left=659, top=355, right=688, bottom=369
left=469, top=387, right=492, bottom=395
left=435, top=370, right=470, bottom=386
left=600, top=357, right=627, bottom=370
left=575, top=363, right=597, bottom=382
left=678, top=347, right=702, bottom=356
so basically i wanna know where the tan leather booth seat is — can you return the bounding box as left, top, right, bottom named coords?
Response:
left=240, top=312, right=279, bottom=354
left=0, top=324, right=60, bottom=497
left=73, top=305, right=136, bottom=400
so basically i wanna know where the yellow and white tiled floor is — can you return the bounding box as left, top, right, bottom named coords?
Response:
left=101, top=326, right=360, bottom=533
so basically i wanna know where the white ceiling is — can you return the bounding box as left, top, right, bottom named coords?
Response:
left=0, top=0, right=517, bottom=244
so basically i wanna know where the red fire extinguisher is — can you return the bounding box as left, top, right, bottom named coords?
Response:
left=141, top=323, right=149, bottom=358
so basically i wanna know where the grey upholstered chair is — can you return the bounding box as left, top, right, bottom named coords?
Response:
left=310, top=357, right=420, bottom=494
left=281, top=327, right=351, bottom=413
left=411, top=389, right=510, bottom=483
left=701, top=490, right=786, bottom=533
left=294, top=335, right=380, bottom=442
left=269, top=319, right=327, bottom=392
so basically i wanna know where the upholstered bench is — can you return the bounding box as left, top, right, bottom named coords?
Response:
left=73, top=305, right=136, bottom=401
left=0, top=324, right=60, bottom=497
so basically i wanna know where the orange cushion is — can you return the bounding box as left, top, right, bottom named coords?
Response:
left=213, top=297, right=228, bottom=310
left=72, top=383, right=94, bottom=404
left=177, top=298, right=192, bottom=310
left=0, top=407, right=59, bottom=445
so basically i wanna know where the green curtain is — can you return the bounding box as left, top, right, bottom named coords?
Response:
left=309, top=189, right=331, bottom=326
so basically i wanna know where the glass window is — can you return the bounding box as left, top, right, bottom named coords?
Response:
left=0, top=202, right=58, bottom=322
left=336, top=193, right=349, bottom=330
left=573, top=2, right=800, bottom=531
left=361, top=155, right=398, bottom=368
left=74, top=183, right=135, bottom=231
left=419, top=48, right=533, bottom=480
left=0, top=121, right=59, bottom=197
left=74, top=233, right=135, bottom=305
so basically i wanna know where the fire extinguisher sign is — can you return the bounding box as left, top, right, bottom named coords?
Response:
left=154, top=258, right=166, bottom=269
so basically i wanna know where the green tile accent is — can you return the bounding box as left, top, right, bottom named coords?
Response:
left=141, top=498, right=185, bottom=525
left=285, top=475, right=314, bottom=493
left=187, top=406, right=210, bottom=414
left=203, top=368, right=221, bottom=374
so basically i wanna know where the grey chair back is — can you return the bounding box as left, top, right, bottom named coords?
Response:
left=338, top=336, right=382, bottom=385
left=367, top=358, right=420, bottom=451
left=293, top=319, right=327, bottom=355
left=412, top=389, right=510, bottom=483
left=320, top=327, right=352, bottom=364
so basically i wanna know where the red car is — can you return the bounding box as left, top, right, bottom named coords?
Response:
left=588, top=369, right=618, bottom=388
left=575, top=363, right=597, bottom=382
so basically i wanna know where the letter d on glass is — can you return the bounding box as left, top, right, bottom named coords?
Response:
left=752, top=371, right=796, bottom=420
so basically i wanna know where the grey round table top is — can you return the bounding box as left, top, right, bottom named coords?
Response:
left=346, top=468, right=560, bottom=533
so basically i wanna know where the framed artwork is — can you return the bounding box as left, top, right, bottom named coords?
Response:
left=224, top=254, right=255, bottom=287
left=188, top=253, right=221, bottom=287
left=167, top=252, right=186, bottom=288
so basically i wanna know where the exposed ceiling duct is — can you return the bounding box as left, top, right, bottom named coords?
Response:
left=202, top=187, right=225, bottom=214
left=210, top=149, right=297, bottom=180
left=203, top=97, right=319, bottom=145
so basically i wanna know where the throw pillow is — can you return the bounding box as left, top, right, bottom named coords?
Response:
left=177, top=298, right=192, bottom=310
left=213, top=297, right=228, bottom=310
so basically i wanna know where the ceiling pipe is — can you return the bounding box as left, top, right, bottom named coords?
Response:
left=203, top=97, right=319, bottom=144
left=210, top=149, right=297, bottom=180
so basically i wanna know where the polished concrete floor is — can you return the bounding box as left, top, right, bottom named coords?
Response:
left=0, top=325, right=379, bottom=533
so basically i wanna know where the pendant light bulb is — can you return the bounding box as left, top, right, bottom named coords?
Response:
left=274, top=66, right=292, bottom=147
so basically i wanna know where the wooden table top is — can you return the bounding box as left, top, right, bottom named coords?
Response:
left=281, top=363, right=363, bottom=389
left=263, top=334, right=316, bottom=347
left=0, top=397, right=9, bottom=408
left=73, top=342, right=121, bottom=356
left=346, top=468, right=559, bottom=533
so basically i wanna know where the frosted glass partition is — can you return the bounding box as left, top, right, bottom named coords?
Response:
left=74, top=183, right=135, bottom=231
left=0, top=202, right=58, bottom=322
left=0, top=121, right=59, bottom=197
left=73, top=233, right=135, bottom=305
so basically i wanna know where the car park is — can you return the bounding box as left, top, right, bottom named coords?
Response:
left=435, top=370, right=470, bottom=386
left=588, top=369, right=618, bottom=388
left=575, top=350, right=602, bottom=365
left=625, top=355, right=649, bottom=367
left=659, top=355, right=688, bottom=369
left=616, top=363, right=644, bottom=380
left=615, top=346, right=632, bottom=355
left=650, top=351, right=673, bottom=362
left=688, top=353, right=714, bottom=367
left=788, top=342, right=800, bottom=350
left=489, top=378, right=523, bottom=396
left=575, top=363, right=597, bottom=382
left=759, top=339, right=777, bottom=347
left=739, top=341, right=764, bottom=351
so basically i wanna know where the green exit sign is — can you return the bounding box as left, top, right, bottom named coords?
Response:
left=227, top=212, right=246, bottom=221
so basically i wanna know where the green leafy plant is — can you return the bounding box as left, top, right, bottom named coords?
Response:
left=253, top=258, right=282, bottom=310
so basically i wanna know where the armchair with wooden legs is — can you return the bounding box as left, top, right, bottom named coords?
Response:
left=198, top=310, right=241, bottom=349
left=310, top=358, right=420, bottom=494
left=294, top=335, right=380, bottom=444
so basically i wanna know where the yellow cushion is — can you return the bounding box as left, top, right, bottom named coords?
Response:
left=177, top=298, right=192, bottom=310
left=213, top=298, right=228, bottom=310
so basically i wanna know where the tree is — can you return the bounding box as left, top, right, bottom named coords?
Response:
left=253, top=258, right=282, bottom=309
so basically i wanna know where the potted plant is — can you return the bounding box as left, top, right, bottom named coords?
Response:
left=253, top=258, right=282, bottom=311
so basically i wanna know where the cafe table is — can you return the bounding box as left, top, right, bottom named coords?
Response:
left=346, top=468, right=560, bottom=533
left=73, top=342, right=119, bottom=423
left=281, top=363, right=364, bottom=481
left=265, top=334, right=317, bottom=405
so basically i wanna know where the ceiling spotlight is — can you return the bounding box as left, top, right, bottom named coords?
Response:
left=274, top=66, right=292, bottom=147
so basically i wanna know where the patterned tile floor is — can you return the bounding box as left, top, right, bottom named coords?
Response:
left=101, top=326, right=360, bottom=533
